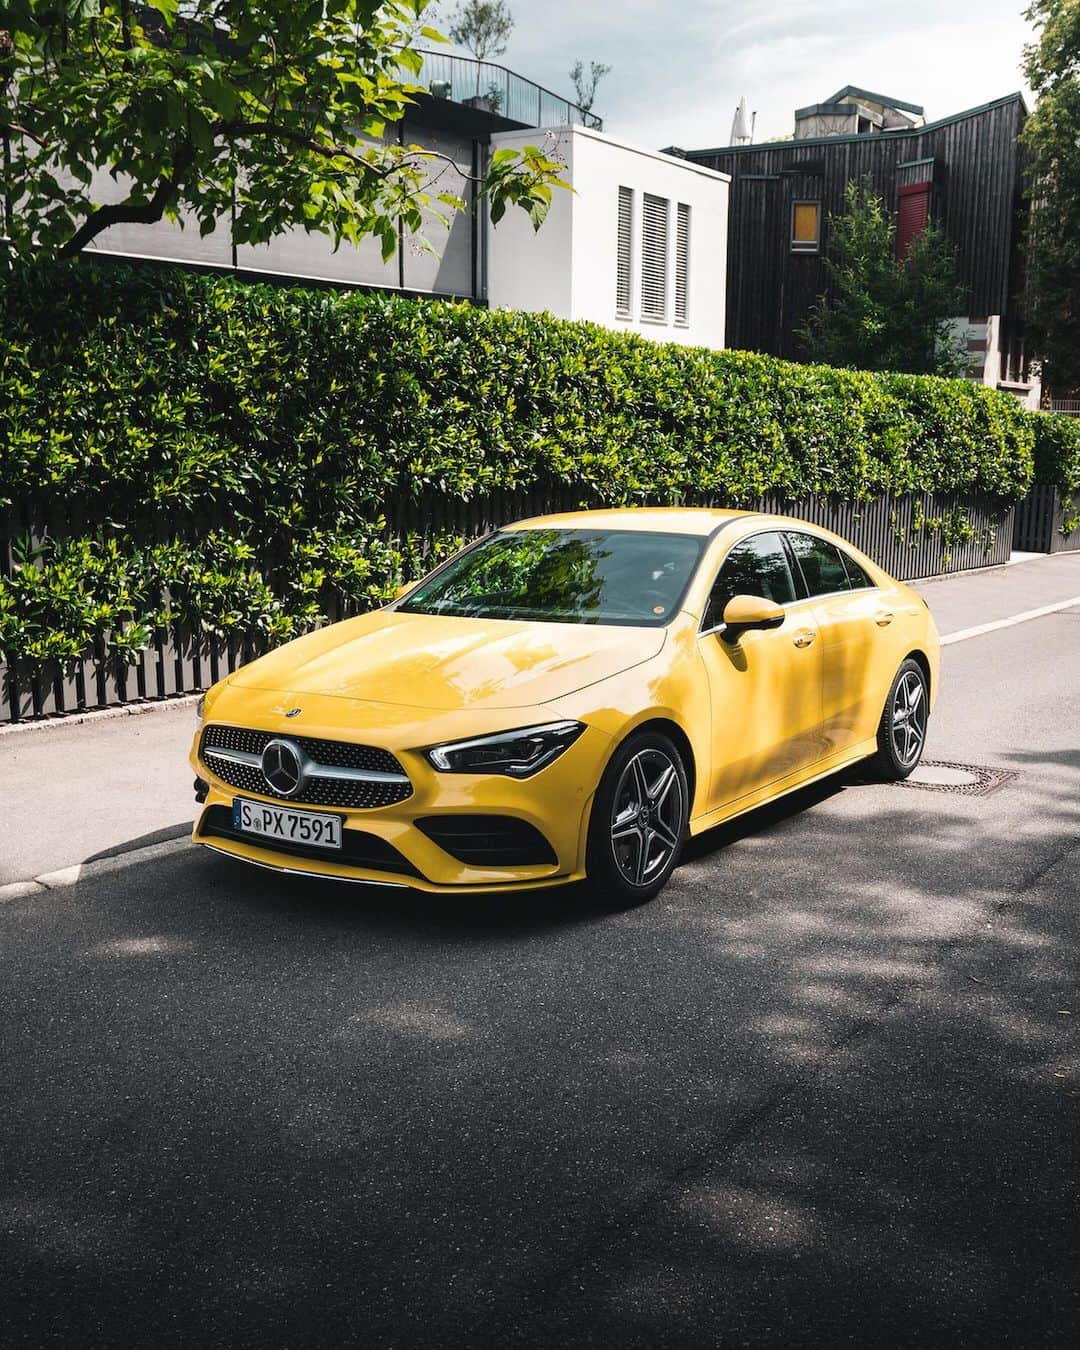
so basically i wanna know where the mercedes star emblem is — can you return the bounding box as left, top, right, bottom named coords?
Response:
left=261, top=738, right=305, bottom=797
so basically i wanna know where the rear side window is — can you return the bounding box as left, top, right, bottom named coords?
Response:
left=703, top=532, right=796, bottom=630
left=786, top=532, right=851, bottom=597
left=840, top=551, right=875, bottom=590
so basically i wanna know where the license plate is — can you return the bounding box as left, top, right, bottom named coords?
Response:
left=232, top=798, right=343, bottom=850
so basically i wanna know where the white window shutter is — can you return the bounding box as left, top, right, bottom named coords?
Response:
left=616, top=186, right=633, bottom=318
left=675, top=203, right=690, bottom=325
left=640, top=193, right=669, bottom=322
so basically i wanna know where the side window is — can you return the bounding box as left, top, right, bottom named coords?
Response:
left=703, top=532, right=796, bottom=631
left=786, top=532, right=851, bottom=597
left=840, top=550, right=875, bottom=590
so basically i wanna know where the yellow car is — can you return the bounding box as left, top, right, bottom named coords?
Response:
left=191, top=508, right=939, bottom=905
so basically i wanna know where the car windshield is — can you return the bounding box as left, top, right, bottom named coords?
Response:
left=397, top=528, right=705, bottom=627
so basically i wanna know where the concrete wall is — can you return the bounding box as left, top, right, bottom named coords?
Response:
left=81, top=125, right=476, bottom=296
left=486, top=125, right=729, bottom=349
left=951, top=313, right=1042, bottom=409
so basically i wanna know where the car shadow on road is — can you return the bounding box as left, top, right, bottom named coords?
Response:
left=190, top=771, right=855, bottom=940
left=681, top=773, right=850, bottom=862
left=196, top=845, right=605, bottom=940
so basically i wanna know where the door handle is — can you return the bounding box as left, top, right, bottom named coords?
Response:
left=792, top=629, right=816, bottom=648
left=875, top=611, right=895, bottom=626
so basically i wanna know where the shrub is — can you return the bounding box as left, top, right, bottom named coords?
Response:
left=1029, top=410, right=1080, bottom=535
left=0, top=259, right=1038, bottom=666
left=1030, top=411, right=1080, bottom=491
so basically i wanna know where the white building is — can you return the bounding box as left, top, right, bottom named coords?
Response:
left=486, top=125, right=729, bottom=349
left=34, top=58, right=729, bottom=353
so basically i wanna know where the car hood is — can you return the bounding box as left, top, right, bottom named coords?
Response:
left=228, top=609, right=666, bottom=710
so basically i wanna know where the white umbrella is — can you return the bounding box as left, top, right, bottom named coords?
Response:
left=730, top=96, right=752, bottom=145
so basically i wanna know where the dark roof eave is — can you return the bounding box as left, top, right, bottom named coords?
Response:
left=681, top=90, right=1027, bottom=160
left=794, top=101, right=883, bottom=122
left=823, top=85, right=925, bottom=115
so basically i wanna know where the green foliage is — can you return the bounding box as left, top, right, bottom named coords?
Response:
left=1029, top=410, right=1080, bottom=533
left=0, top=258, right=1038, bottom=666
left=799, top=179, right=969, bottom=377
left=1022, top=0, right=1080, bottom=390
left=1030, top=411, right=1080, bottom=489
left=0, top=0, right=562, bottom=260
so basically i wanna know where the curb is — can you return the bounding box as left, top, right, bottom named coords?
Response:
left=0, top=835, right=192, bottom=903
left=911, top=551, right=1049, bottom=587
left=0, top=693, right=202, bottom=739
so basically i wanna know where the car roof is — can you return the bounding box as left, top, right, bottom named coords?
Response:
left=503, top=507, right=755, bottom=537
left=501, top=507, right=887, bottom=575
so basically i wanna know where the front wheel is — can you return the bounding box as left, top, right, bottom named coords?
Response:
left=871, top=658, right=929, bottom=781
left=585, top=730, right=689, bottom=908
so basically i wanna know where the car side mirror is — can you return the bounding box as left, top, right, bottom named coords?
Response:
left=393, top=581, right=412, bottom=601
left=720, top=594, right=785, bottom=644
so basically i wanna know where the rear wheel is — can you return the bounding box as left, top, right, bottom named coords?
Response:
left=871, top=658, right=929, bottom=781
left=585, top=730, right=689, bottom=908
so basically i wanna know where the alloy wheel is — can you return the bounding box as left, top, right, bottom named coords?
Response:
left=609, top=748, right=685, bottom=887
left=891, top=669, right=927, bottom=768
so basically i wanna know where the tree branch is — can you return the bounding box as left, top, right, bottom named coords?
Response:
left=58, top=141, right=195, bottom=257
left=222, top=121, right=487, bottom=186
left=223, top=120, right=392, bottom=178
left=0, top=120, right=48, bottom=148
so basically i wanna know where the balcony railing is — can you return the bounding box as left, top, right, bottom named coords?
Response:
left=413, top=50, right=603, bottom=131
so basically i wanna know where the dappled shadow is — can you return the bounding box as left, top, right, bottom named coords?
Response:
left=2, top=729, right=1078, bottom=1347
left=507, top=753, right=1080, bottom=1347
left=1000, top=746, right=1080, bottom=771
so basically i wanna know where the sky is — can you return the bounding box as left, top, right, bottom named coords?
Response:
left=431, top=1, right=1037, bottom=150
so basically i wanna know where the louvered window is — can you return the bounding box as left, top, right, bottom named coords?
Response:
left=616, top=186, right=634, bottom=318
left=674, top=202, right=690, bottom=325
left=640, top=193, right=669, bottom=322
left=896, top=182, right=931, bottom=260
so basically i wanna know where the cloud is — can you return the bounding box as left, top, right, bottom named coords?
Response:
left=442, top=0, right=1035, bottom=150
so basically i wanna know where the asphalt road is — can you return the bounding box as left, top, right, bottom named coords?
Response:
left=2, top=603, right=1079, bottom=1347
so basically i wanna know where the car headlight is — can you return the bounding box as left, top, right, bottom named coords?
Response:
left=195, top=693, right=206, bottom=723
left=424, top=720, right=585, bottom=778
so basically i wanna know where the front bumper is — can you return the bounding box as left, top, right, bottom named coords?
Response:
left=189, top=690, right=607, bottom=893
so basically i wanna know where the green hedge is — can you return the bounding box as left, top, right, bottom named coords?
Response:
left=1030, top=411, right=1080, bottom=537
left=1030, top=411, right=1080, bottom=492
left=0, top=260, right=1038, bottom=665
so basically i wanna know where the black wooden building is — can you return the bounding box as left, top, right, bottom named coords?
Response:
left=676, top=90, right=1033, bottom=399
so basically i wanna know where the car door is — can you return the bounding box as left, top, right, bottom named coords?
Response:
left=696, top=530, right=824, bottom=812
left=784, top=531, right=890, bottom=756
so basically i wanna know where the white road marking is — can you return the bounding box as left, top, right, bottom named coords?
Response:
left=941, top=596, right=1080, bottom=646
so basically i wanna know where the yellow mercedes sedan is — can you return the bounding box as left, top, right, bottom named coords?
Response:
left=190, top=509, right=939, bottom=905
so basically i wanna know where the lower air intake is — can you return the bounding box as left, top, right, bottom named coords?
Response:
left=416, top=815, right=557, bottom=867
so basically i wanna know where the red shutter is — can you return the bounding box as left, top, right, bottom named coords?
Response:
left=897, top=181, right=931, bottom=260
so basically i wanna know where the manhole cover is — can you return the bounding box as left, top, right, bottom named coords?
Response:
left=896, top=760, right=1018, bottom=797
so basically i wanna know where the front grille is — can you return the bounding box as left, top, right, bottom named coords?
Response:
left=416, top=815, right=557, bottom=867
left=200, top=805, right=421, bottom=877
left=200, top=724, right=412, bottom=810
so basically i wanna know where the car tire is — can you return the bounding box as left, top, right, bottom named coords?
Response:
left=585, top=729, right=690, bottom=908
left=871, top=658, right=930, bottom=781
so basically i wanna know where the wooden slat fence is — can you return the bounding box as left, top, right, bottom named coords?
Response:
left=1012, top=485, right=1080, bottom=554
left=1, top=486, right=1014, bottom=724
